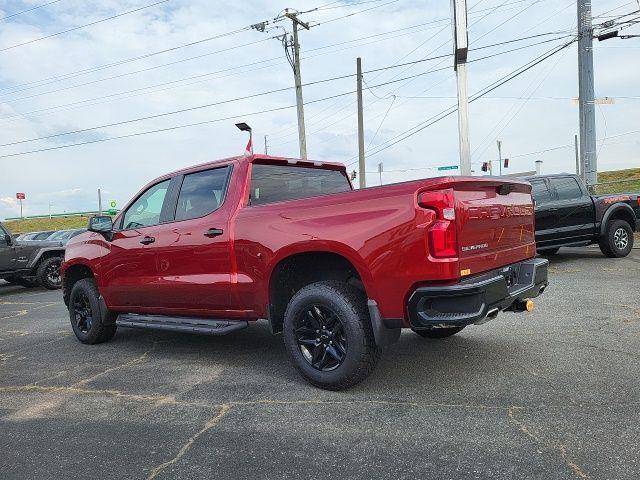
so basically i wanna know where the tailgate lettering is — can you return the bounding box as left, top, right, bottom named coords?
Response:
left=467, top=204, right=533, bottom=220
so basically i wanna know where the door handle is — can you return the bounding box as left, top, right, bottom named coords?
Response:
left=204, top=228, right=224, bottom=238
left=140, top=236, right=155, bottom=245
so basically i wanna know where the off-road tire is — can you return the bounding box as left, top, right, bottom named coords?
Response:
left=599, top=220, right=633, bottom=258
left=68, top=278, right=117, bottom=344
left=412, top=326, right=465, bottom=339
left=36, top=256, right=63, bottom=289
left=283, top=281, right=381, bottom=391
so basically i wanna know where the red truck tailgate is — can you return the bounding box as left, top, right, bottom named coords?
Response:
left=453, top=178, right=536, bottom=277
left=418, top=176, right=536, bottom=279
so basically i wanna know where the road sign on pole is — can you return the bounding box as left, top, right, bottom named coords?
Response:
left=16, top=193, right=25, bottom=219
left=437, top=165, right=459, bottom=171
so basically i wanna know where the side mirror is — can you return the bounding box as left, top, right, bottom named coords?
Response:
left=4, top=233, right=11, bottom=246
left=88, top=215, right=113, bottom=239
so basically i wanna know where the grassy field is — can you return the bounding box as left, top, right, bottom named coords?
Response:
left=4, top=215, right=90, bottom=234
left=594, top=168, right=640, bottom=194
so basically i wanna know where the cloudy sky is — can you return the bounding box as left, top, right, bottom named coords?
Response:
left=0, top=0, right=638, bottom=219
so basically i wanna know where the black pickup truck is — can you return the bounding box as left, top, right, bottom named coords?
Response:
left=525, top=174, right=639, bottom=257
left=0, top=222, right=65, bottom=289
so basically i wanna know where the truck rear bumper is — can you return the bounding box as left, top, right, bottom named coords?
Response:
left=407, top=257, right=548, bottom=329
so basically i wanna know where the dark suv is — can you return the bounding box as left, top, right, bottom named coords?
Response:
left=0, top=222, right=65, bottom=289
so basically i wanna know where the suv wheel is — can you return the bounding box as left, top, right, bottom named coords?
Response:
left=283, top=281, right=381, bottom=391
left=412, top=326, right=465, bottom=339
left=69, top=278, right=117, bottom=344
left=37, top=256, right=62, bottom=289
left=599, top=220, right=633, bottom=258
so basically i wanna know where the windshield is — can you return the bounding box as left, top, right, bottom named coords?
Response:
left=48, top=230, right=72, bottom=240
left=250, top=164, right=351, bottom=206
left=33, top=231, right=54, bottom=240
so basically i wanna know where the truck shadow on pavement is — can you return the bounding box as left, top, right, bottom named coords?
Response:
left=87, top=320, right=535, bottom=398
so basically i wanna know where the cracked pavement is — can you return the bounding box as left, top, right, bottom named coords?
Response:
left=1, top=247, right=639, bottom=479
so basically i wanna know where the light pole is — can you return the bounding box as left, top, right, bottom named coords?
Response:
left=235, top=122, right=253, bottom=155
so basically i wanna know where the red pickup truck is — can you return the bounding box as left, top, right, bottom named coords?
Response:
left=61, top=154, right=548, bottom=390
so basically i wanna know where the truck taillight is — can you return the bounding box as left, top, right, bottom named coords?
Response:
left=418, top=189, right=457, bottom=258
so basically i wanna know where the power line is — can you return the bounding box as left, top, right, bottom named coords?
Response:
left=0, top=37, right=273, bottom=103
left=0, top=0, right=64, bottom=22
left=1, top=19, right=479, bottom=128
left=309, top=0, right=400, bottom=27
left=347, top=38, right=576, bottom=164
left=0, top=0, right=169, bottom=53
left=268, top=0, right=534, bottom=142
left=3, top=33, right=573, bottom=149
left=0, top=61, right=456, bottom=149
left=0, top=1, right=425, bottom=100
left=0, top=28, right=260, bottom=97
left=270, top=32, right=574, bottom=146
left=0, top=21, right=442, bottom=124
left=508, top=128, right=640, bottom=159
left=0, top=72, right=464, bottom=159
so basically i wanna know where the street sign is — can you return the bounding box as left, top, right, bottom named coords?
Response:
left=437, top=165, right=459, bottom=171
left=16, top=192, right=25, bottom=200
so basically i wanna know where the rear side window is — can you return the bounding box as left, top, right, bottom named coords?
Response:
left=530, top=180, right=553, bottom=205
left=549, top=177, right=583, bottom=201
left=175, top=166, right=230, bottom=221
left=250, top=164, right=351, bottom=206
left=122, top=180, right=170, bottom=230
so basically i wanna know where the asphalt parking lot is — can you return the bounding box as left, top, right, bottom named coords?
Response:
left=1, top=247, right=639, bottom=480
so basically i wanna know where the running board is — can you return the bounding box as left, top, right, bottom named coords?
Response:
left=116, top=314, right=248, bottom=335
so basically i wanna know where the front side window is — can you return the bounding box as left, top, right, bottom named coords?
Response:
left=549, top=177, right=583, bottom=201
left=530, top=180, right=553, bottom=205
left=250, top=164, right=351, bottom=206
left=122, top=179, right=170, bottom=230
left=175, top=167, right=230, bottom=221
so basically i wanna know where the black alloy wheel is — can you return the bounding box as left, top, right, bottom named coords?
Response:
left=72, top=289, right=93, bottom=334
left=68, top=278, right=117, bottom=344
left=283, top=281, right=381, bottom=390
left=295, top=305, right=347, bottom=372
left=45, top=260, right=61, bottom=286
left=37, top=256, right=63, bottom=289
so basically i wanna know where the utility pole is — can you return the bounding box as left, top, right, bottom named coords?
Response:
left=574, top=134, right=581, bottom=177
left=378, top=162, right=383, bottom=186
left=357, top=57, right=366, bottom=188
left=578, top=0, right=597, bottom=186
left=452, top=0, right=471, bottom=175
left=497, top=140, right=502, bottom=176
left=264, top=135, right=269, bottom=155
left=98, top=188, right=102, bottom=215
left=284, top=10, right=309, bottom=159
